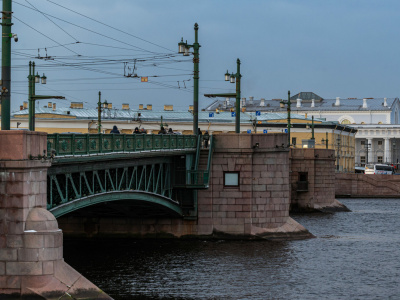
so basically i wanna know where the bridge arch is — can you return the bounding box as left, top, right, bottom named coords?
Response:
left=49, top=190, right=183, bottom=218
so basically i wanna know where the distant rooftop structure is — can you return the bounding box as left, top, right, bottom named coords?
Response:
left=290, top=92, right=323, bottom=102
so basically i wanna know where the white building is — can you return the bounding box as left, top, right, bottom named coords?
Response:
left=204, top=92, right=400, bottom=166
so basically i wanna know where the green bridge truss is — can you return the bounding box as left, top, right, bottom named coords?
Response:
left=46, top=133, right=199, bottom=219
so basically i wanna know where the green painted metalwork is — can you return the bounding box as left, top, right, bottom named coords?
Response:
left=1, top=0, right=12, bottom=130
left=50, top=191, right=183, bottom=218
left=47, top=133, right=197, bottom=157
left=47, top=161, right=180, bottom=214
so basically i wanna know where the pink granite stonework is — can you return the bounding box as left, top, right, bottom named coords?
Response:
left=0, top=131, right=111, bottom=299
left=196, top=134, right=312, bottom=239
left=290, top=148, right=349, bottom=212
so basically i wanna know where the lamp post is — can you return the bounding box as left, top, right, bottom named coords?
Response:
left=1, top=0, right=13, bottom=130
left=321, top=132, right=329, bottom=149
left=97, top=91, right=109, bottom=133
left=178, top=23, right=200, bottom=135
left=28, top=61, right=63, bottom=131
left=392, top=139, right=396, bottom=168
left=365, top=142, right=371, bottom=165
left=224, top=59, right=242, bottom=133
left=336, top=137, right=341, bottom=171
left=280, top=91, right=292, bottom=147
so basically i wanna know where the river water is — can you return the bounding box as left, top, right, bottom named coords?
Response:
left=64, top=198, right=400, bottom=299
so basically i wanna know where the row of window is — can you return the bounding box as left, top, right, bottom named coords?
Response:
left=360, top=156, right=383, bottom=163
left=361, top=140, right=384, bottom=146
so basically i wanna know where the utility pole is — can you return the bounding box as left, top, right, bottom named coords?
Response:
left=193, top=23, right=200, bottom=136
left=1, top=0, right=12, bottom=130
left=235, top=59, right=241, bottom=133
left=178, top=23, right=200, bottom=135
left=97, top=91, right=101, bottom=133
left=27, top=61, right=61, bottom=131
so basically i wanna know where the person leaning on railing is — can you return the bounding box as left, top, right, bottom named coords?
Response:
left=110, top=125, right=120, bottom=134
left=203, top=131, right=209, bottom=148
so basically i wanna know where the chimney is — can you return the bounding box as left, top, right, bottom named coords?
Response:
left=52, top=103, right=56, bottom=111
left=48, top=102, right=52, bottom=108
left=260, top=98, right=265, bottom=106
left=70, top=102, right=83, bottom=109
left=384, top=97, right=387, bottom=107
left=189, top=105, right=193, bottom=112
left=223, top=100, right=227, bottom=109
left=23, top=101, right=28, bottom=109
left=139, top=104, right=144, bottom=110
left=363, top=98, right=368, bottom=108
left=122, top=103, right=130, bottom=110
left=20, top=105, right=23, bottom=110
left=107, top=103, right=112, bottom=109
left=147, top=104, right=152, bottom=110
left=242, top=97, right=246, bottom=107
left=296, top=98, right=302, bottom=108
left=305, top=113, right=308, bottom=119
left=335, top=97, right=340, bottom=106
left=249, top=96, right=254, bottom=105
left=164, top=104, right=173, bottom=111
left=311, top=99, right=315, bottom=108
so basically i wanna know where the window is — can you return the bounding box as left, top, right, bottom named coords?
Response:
left=378, top=121, right=383, bottom=124
left=360, top=156, right=366, bottom=164
left=292, top=137, right=297, bottom=146
left=224, top=172, right=239, bottom=187
left=361, top=140, right=365, bottom=145
left=378, top=156, right=383, bottom=163
left=298, top=172, right=308, bottom=182
left=341, top=119, right=351, bottom=124
left=378, top=141, right=383, bottom=146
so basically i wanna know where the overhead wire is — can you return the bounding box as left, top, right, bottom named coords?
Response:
left=45, top=0, right=174, bottom=53
left=25, top=0, right=79, bottom=43
left=13, top=15, right=81, bottom=56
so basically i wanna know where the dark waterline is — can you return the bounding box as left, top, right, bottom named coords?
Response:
left=64, top=199, right=400, bottom=299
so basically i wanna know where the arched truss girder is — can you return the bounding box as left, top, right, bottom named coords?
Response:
left=49, top=190, right=183, bottom=218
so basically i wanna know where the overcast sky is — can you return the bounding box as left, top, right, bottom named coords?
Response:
left=6, top=0, right=400, bottom=112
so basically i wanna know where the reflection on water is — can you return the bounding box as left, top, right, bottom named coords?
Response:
left=64, top=198, right=400, bottom=299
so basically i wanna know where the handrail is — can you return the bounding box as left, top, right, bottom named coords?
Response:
left=46, top=133, right=197, bottom=157
left=206, top=135, right=214, bottom=173
left=193, top=134, right=201, bottom=171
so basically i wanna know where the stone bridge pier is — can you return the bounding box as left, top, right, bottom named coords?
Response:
left=0, top=131, right=111, bottom=299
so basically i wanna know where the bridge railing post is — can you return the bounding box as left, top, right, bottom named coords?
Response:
left=86, top=134, right=90, bottom=154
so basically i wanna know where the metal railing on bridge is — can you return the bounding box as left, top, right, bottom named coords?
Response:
left=47, top=133, right=197, bottom=156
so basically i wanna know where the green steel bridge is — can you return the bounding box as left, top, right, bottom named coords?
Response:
left=45, top=133, right=213, bottom=219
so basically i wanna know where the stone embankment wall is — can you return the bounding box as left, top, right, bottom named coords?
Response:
left=0, top=131, right=111, bottom=299
left=335, top=173, right=400, bottom=197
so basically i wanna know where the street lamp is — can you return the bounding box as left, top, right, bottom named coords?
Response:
left=280, top=91, right=292, bottom=147
left=178, top=23, right=200, bottom=135
left=97, top=91, right=110, bottom=133
left=321, top=132, right=329, bottom=149
left=364, top=142, right=371, bottom=165
left=28, top=61, right=64, bottom=131
left=224, top=59, right=242, bottom=133
left=336, top=137, right=341, bottom=171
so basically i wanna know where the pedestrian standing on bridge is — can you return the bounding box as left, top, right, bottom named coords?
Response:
left=168, top=128, right=174, bottom=134
left=133, top=127, right=140, bottom=134
left=203, top=131, right=210, bottom=148
left=110, top=125, right=120, bottom=134
left=158, top=126, right=167, bottom=134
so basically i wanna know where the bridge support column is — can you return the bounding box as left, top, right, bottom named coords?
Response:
left=197, top=134, right=312, bottom=240
left=0, top=131, right=111, bottom=299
